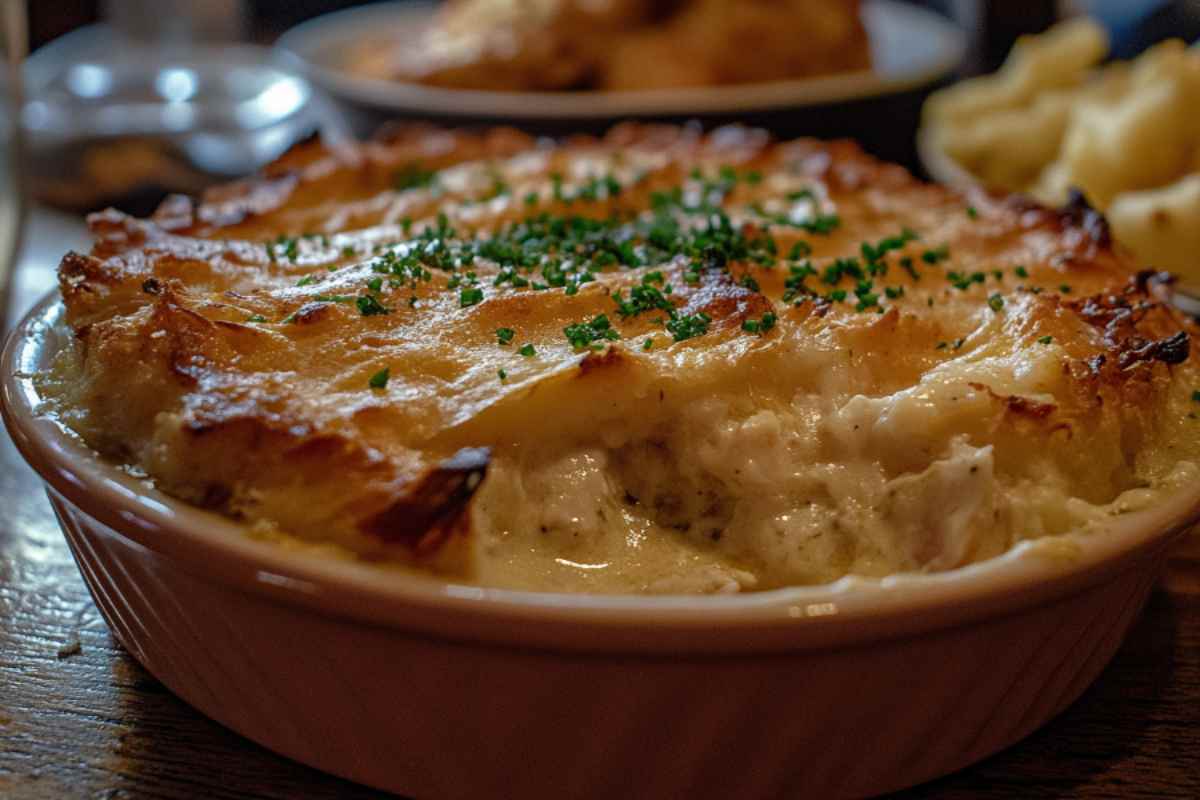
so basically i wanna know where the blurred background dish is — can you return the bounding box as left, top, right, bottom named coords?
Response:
left=278, top=0, right=966, bottom=166
left=919, top=13, right=1200, bottom=283
left=356, top=0, right=874, bottom=92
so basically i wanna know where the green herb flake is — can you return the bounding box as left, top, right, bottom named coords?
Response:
left=356, top=295, right=390, bottom=316
left=788, top=241, right=812, bottom=260
left=460, top=287, right=485, bottom=308
left=922, top=246, right=950, bottom=265
left=496, top=327, right=515, bottom=346
left=518, top=343, right=536, bottom=357
left=273, top=236, right=299, bottom=261
left=368, top=368, right=390, bottom=389
left=966, top=206, right=979, bottom=219
left=948, top=270, right=986, bottom=291
left=498, top=368, right=507, bottom=381
left=1059, top=284, right=1072, bottom=294
left=987, top=293, right=1005, bottom=313
left=1015, top=265, right=1029, bottom=278
left=564, top=314, right=620, bottom=350
left=1038, top=335, right=1053, bottom=345
left=667, top=312, right=712, bottom=342
left=742, top=311, right=777, bottom=335
left=247, top=314, right=267, bottom=323
left=394, top=164, right=437, bottom=192
left=642, top=338, right=653, bottom=351
left=1192, top=390, right=1200, bottom=403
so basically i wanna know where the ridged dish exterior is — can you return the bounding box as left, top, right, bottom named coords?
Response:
left=46, top=486, right=1165, bottom=799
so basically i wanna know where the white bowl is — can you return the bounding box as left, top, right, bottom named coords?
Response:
left=4, top=294, right=1199, bottom=798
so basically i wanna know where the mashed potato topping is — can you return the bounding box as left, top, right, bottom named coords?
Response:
left=43, top=124, right=1200, bottom=593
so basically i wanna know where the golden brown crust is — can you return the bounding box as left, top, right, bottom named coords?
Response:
left=52, top=123, right=1199, bottom=576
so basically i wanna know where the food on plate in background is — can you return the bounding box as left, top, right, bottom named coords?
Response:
left=40, top=124, right=1200, bottom=594
left=352, top=0, right=871, bottom=92
left=922, top=18, right=1200, bottom=280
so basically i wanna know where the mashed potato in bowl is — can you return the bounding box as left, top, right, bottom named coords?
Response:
left=922, top=18, right=1200, bottom=281
left=40, top=124, right=1200, bottom=594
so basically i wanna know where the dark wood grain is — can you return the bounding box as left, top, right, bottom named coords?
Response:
left=2, top=217, right=1199, bottom=800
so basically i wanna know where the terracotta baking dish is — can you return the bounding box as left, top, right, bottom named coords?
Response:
left=5, top=294, right=1200, bottom=799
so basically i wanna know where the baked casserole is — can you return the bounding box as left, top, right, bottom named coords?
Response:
left=44, top=124, right=1200, bottom=593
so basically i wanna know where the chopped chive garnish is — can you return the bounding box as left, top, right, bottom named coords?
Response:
left=356, top=295, right=390, bottom=316
left=667, top=312, right=712, bottom=342
left=368, top=368, right=390, bottom=389
left=460, top=287, right=485, bottom=307
left=564, top=314, right=620, bottom=350
left=394, top=164, right=437, bottom=191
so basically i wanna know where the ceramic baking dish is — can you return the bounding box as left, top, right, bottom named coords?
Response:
left=5, top=294, right=1199, bottom=799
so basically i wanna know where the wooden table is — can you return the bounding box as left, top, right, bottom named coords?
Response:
left=2, top=213, right=1199, bottom=799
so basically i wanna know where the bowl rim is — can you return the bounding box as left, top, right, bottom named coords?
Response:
left=4, top=292, right=1200, bottom=654
left=274, top=0, right=967, bottom=119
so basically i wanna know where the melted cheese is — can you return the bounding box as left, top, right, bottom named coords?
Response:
left=43, top=124, right=1200, bottom=593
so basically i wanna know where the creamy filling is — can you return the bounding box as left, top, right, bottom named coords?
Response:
left=466, top=388, right=1198, bottom=593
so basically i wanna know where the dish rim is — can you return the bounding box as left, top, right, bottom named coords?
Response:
left=274, top=0, right=967, bottom=119
left=4, top=292, right=1200, bottom=654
